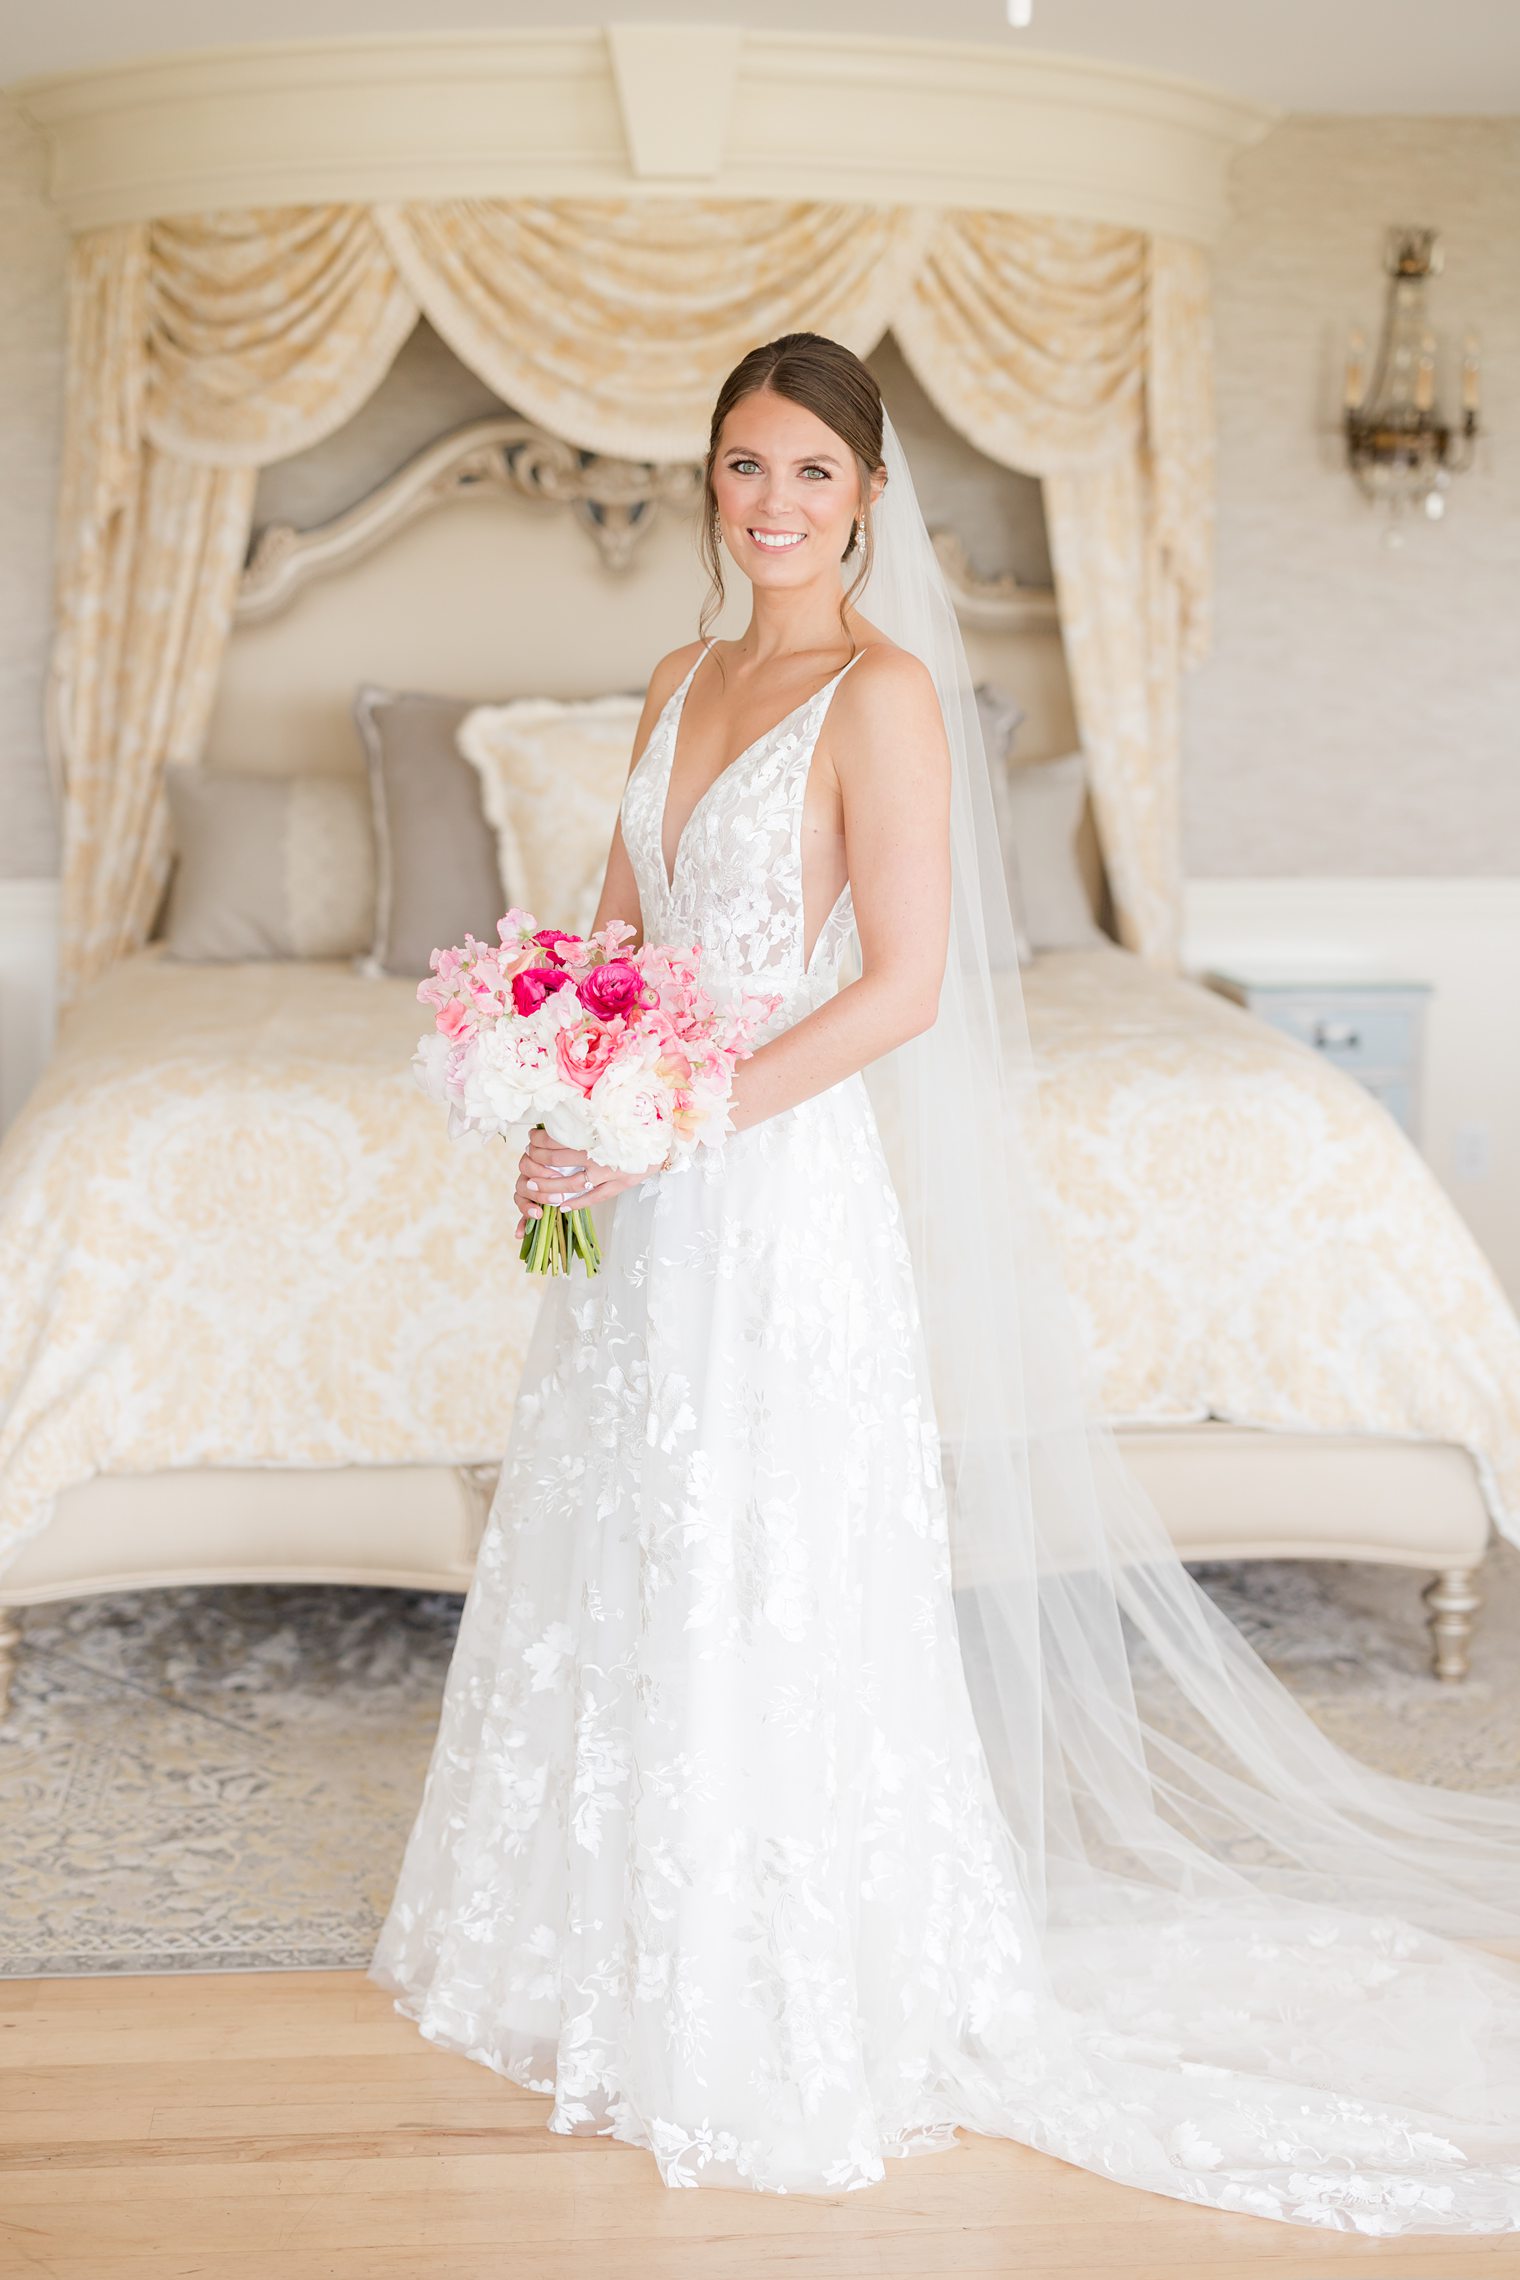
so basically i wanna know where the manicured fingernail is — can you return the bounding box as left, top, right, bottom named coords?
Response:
left=525, top=1180, right=537, bottom=1192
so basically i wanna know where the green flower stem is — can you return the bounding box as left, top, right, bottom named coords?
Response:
left=511, top=1123, right=605, bottom=1278
left=519, top=1199, right=603, bottom=1279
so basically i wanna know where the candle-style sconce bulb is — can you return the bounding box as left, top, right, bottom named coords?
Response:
left=1462, top=330, right=1482, bottom=415
left=1343, top=324, right=1367, bottom=411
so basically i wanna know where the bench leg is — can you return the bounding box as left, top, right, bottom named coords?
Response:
left=1422, top=1565, right=1481, bottom=1683
left=0, top=1607, right=18, bottom=1719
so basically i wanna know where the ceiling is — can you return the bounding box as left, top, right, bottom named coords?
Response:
left=5, top=0, right=1519, bottom=112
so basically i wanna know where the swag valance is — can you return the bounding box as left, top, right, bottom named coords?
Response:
left=51, top=197, right=1213, bottom=1004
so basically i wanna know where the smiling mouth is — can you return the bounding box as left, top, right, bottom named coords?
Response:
left=747, top=528, right=806, bottom=550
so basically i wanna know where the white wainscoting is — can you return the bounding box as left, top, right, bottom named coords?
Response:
left=0, top=878, right=59, bottom=1135
left=1184, top=877, right=1520, bottom=1305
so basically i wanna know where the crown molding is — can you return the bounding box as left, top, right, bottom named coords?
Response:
left=11, top=27, right=1275, bottom=241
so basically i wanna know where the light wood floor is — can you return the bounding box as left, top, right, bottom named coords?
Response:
left=3, top=1970, right=1518, bottom=2280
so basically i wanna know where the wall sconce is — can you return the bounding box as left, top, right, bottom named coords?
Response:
left=1343, top=229, right=1481, bottom=545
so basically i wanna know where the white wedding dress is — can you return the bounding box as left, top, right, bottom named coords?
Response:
left=371, top=641, right=1520, bottom=2226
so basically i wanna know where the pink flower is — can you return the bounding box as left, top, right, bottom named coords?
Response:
left=532, top=927, right=581, bottom=968
left=577, top=959, right=646, bottom=1021
left=654, top=1043, right=693, bottom=1088
left=496, top=907, right=540, bottom=954
left=555, top=1021, right=621, bottom=1096
left=437, top=998, right=472, bottom=1041
left=511, top=965, right=574, bottom=1015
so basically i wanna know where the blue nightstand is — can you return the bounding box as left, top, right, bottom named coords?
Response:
left=1202, top=972, right=1431, bottom=1145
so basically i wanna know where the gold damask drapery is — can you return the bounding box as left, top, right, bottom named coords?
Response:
left=51, top=198, right=1212, bottom=1003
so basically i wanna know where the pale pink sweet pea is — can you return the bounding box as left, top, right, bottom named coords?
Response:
left=654, top=1043, right=693, bottom=1089
left=497, top=908, right=539, bottom=955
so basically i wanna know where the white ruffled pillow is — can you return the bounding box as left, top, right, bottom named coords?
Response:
left=455, top=695, right=645, bottom=937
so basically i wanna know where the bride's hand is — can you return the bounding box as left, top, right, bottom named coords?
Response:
left=512, top=1125, right=667, bottom=1240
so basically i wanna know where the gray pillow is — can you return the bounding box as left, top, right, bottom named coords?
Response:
left=974, top=683, right=1033, bottom=963
left=160, top=765, right=376, bottom=961
left=995, top=751, right=1106, bottom=953
left=353, top=685, right=511, bottom=979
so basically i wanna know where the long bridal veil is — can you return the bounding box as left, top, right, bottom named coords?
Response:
left=856, top=406, right=1520, bottom=2230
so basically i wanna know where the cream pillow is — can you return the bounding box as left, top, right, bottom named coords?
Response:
left=455, top=696, right=646, bottom=936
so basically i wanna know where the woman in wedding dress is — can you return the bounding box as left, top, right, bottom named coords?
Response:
left=372, top=333, right=1520, bottom=2229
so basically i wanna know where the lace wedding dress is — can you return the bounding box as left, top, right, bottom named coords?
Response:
left=371, top=639, right=1520, bottom=2226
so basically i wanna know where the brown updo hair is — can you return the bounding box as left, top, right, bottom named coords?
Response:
left=697, top=332, right=886, bottom=669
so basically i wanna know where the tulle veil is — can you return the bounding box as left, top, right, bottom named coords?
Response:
left=849, top=405, right=1520, bottom=2226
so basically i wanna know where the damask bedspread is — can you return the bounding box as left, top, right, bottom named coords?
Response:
left=1, top=941, right=1518, bottom=1570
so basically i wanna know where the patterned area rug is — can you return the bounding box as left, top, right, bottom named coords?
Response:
left=3, top=1540, right=1519, bottom=1978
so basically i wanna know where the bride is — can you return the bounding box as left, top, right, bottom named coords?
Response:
left=372, top=333, right=1520, bottom=2228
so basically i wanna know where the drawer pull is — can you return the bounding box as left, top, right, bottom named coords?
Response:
left=1313, top=1018, right=1361, bottom=1051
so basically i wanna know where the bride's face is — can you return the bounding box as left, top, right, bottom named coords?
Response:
left=712, top=387, right=882, bottom=587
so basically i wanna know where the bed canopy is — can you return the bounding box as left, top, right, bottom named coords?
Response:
left=25, top=27, right=1261, bottom=1005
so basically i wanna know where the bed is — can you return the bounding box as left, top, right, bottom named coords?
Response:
left=1, top=406, right=1513, bottom=1704
left=0, top=936, right=1512, bottom=1702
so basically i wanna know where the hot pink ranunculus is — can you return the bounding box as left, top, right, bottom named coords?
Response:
left=511, top=964, right=573, bottom=1016
left=577, top=959, right=645, bottom=1021
left=555, top=1021, right=621, bottom=1096
left=532, top=927, right=580, bottom=968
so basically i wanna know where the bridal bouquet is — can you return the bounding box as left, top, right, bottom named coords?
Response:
left=413, top=908, right=780, bottom=1276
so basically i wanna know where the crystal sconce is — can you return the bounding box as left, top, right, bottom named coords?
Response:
left=1343, top=228, right=1482, bottom=546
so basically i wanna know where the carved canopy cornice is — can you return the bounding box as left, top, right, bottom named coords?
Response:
left=13, top=26, right=1274, bottom=241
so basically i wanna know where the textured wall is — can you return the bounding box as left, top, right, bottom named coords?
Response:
left=1184, top=116, right=1520, bottom=876
left=0, top=96, right=67, bottom=879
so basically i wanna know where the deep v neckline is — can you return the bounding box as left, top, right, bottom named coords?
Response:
left=656, top=641, right=863, bottom=896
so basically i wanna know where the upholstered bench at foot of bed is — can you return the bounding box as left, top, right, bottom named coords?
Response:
left=1118, top=1424, right=1490, bottom=1683
left=0, top=1428, right=1493, bottom=1716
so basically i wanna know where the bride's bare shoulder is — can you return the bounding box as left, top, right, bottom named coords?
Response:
left=643, top=638, right=709, bottom=712
left=840, top=634, right=939, bottom=713
left=830, top=635, right=947, bottom=796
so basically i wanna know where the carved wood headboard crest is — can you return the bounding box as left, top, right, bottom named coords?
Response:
left=238, top=415, right=1057, bottom=635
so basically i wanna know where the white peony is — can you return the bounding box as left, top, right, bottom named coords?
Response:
left=539, top=1088, right=598, bottom=1153
left=411, top=1028, right=458, bottom=1102
left=586, top=1046, right=674, bottom=1173
left=462, top=1003, right=570, bottom=1130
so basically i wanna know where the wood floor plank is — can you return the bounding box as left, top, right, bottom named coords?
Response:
left=1, top=1968, right=1515, bottom=2280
